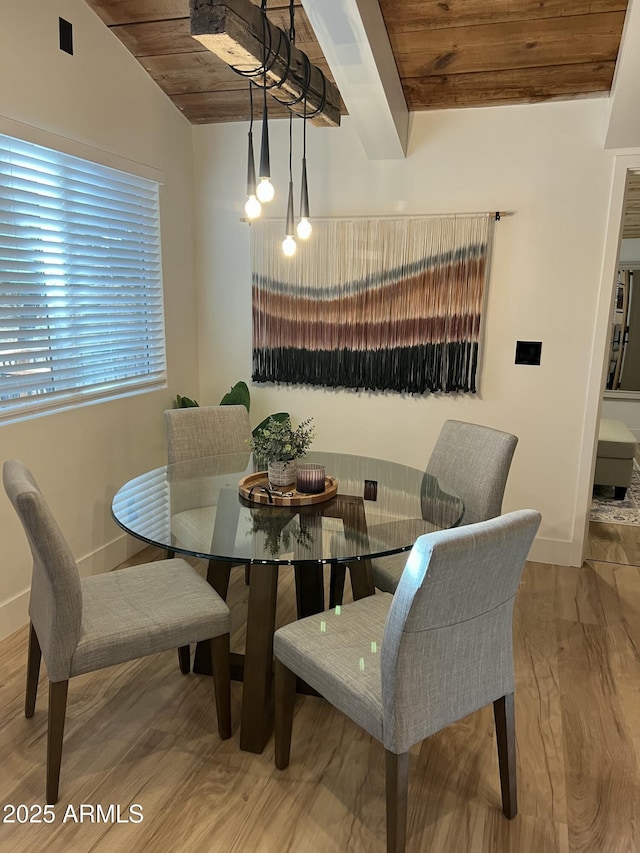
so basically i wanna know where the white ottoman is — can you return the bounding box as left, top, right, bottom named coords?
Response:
left=594, top=418, right=637, bottom=499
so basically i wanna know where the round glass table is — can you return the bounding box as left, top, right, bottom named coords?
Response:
left=112, top=450, right=463, bottom=752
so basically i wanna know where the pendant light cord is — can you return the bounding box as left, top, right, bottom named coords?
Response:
left=289, top=0, right=295, bottom=45
left=303, top=67, right=307, bottom=161
left=289, top=111, right=293, bottom=182
left=288, top=0, right=295, bottom=181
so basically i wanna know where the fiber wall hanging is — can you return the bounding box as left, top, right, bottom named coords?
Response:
left=251, top=214, right=496, bottom=394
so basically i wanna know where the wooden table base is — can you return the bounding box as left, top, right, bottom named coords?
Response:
left=192, top=495, right=375, bottom=755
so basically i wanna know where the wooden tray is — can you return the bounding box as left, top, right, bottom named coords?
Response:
left=238, top=471, right=338, bottom=506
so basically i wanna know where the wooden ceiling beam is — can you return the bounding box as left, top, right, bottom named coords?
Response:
left=189, top=0, right=342, bottom=127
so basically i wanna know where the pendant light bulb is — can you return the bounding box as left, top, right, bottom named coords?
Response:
left=282, top=234, right=297, bottom=256
left=256, top=177, right=275, bottom=203
left=282, top=179, right=296, bottom=257
left=296, top=217, right=312, bottom=240
left=245, top=194, right=262, bottom=219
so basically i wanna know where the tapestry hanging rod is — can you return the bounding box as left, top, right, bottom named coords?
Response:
left=241, top=211, right=513, bottom=223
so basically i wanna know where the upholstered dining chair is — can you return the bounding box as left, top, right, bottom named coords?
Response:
left=164, top=404, right=252, bottom=464
left=164, top=404, right=253, bottom=671
left=274, top=509, right=541, bottom=853
left=3, top=459, right=232, bottom=805
left=370, top=419, right=518, bottom=595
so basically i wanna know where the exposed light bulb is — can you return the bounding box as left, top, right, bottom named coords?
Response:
left=244, top=194, right=262, bottom=219
left=256, top=177, right=275, bottom=203
left=282, top=235, right=297, bottom=256
left=296, top=217, right=312, bottom=239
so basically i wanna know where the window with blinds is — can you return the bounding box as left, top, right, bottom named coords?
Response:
left=0, top=133, right=166, bottom=420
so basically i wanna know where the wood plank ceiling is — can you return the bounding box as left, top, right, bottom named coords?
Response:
left=85, top=1, right=627, bottom=124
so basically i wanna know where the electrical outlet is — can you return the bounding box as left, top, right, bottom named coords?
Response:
left=364, top=480, right=378, bottom=501
left=59, top=18, right=73, bottom=55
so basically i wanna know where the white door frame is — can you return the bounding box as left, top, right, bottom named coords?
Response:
left=576, top=154, right=640, bottom=566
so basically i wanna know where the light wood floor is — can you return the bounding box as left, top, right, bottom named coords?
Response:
left=1, top=522, right=639, bottom=852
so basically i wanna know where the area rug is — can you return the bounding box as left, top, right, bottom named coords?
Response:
left=590, top=460, right=640, bottom=525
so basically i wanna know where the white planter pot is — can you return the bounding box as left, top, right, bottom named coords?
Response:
left=268, top=459, right=297, bottom=488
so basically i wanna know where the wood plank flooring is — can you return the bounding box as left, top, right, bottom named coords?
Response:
left=1, top=525, right=639, bottom=852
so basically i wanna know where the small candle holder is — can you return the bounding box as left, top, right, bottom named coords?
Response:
left=296, top=463, right=326, bottom=494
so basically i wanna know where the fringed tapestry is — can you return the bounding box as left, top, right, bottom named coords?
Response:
left=251, top=214, right=495, bottom=394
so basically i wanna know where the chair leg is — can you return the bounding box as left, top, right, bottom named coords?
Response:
left=385, top=750, right=409, bottom=853
left=25, top=622, right=42, bottom=718
left=329, top=563, right=347, bottom=608
left=210, top=635, right=231, bottom=739
left=494, top=692, right=517, bottom=819
left=274, top=658, right=297, bottom=770
left=171, top=551, right=189, bottom=676
left=245, top=564, right=251, bottom=585
left=47, top=680, right=69, bottom=805
left=178, top=645, right=191, bottom=674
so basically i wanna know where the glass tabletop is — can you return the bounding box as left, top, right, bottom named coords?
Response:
left=112, top=451, right=464, bottom=566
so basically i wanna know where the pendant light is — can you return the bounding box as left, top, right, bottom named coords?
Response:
left=244, top=83, right=262, bottom=219
left=296, top=83, right=312, bottom=240
left=282, top=113, right=296, bottom=257
left=256, top=67, right=275, bottom=203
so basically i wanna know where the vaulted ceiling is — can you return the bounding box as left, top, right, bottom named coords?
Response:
left=84, top=0, right=628, bottom=125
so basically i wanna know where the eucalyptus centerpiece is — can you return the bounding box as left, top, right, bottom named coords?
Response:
left=248, top=416, right=315, bottom=488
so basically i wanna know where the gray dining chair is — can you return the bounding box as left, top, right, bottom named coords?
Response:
left=164, top=404, right=252, bottom=464
left=164, top=404, right=253, bottom=671
left=274, top=509, right=541, bottom=853
left=370, top=419, right=518, bottom=595
left=3, top=459, right=232, bottom=805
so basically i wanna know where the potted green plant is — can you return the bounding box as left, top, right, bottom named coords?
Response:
left=174, top=381, right=289, bottom=437
left=248, top=416, right=315, bottom=487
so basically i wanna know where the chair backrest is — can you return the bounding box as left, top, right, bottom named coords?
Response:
left=3, top=460, right=82, bottom=682
left=164, top=405, right=252, bottom=464
left=426, top=419, right=518, bottom=525
left=380, top=508, right=540, bottom=754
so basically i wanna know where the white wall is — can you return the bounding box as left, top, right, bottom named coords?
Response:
left=0, top=0, right=198, bottom=637
left=193, top=98, right=630, bottom=567
left=620, top=238, right=640, bottom=264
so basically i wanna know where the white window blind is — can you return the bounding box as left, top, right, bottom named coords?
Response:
left=0, top=133, right=166, bottom=420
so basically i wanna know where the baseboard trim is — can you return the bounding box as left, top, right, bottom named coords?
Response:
left=528, top=536, right=577, bottom=567
left=75, top=532, right=146, bottom=577
left=0, top=588, right=31, bottom=641
left=0, top=533, right=145, bottom=641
